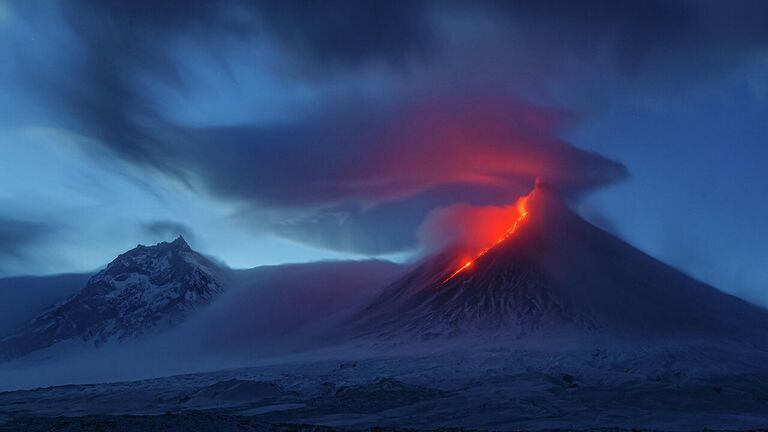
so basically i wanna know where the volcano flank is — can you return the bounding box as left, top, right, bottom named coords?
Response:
left=352, top=183, right=768, bottom=342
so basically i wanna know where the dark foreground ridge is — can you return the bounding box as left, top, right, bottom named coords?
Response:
left=0, top=414, right=754, bottom=432
left=2, top=352, right=768, bottom=431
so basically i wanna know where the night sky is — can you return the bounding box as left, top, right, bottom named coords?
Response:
left=1, top=1, right=767, bottom=306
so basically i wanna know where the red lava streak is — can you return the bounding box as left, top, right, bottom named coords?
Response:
left=439, top=194, right=530, bottom=286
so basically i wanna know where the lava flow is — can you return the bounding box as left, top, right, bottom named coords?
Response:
left=439, top=194, right=530, bottom=286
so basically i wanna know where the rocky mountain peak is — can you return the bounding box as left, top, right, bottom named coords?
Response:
left=0, top=239, right=226, bottom=359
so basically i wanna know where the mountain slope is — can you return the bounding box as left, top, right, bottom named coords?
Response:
left=0, top=273, right=91, bottom=335
left=0, top=236, right=226, bottom=359
left=352, top=183, right=768, bottom=341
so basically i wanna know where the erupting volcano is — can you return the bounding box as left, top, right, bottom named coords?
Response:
left=440, top=194, right=530, bottom=286
left=351, top=182, right=768, bottom=342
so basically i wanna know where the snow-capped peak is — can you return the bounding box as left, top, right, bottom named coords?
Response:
left=0, top=238, right=226, bottom=359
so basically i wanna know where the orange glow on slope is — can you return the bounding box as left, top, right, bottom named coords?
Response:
left=441, top=260, right=473, bottom=284
left=439, top=195, right=530, bottom=286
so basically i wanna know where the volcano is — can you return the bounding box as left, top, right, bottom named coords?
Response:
left=352, top=182, right=768, bottom=342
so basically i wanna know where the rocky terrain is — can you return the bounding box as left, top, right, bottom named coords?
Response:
left=1, top=343, right=767, bottom=430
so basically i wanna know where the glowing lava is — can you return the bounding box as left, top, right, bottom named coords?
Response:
left=439, top=194, right=530, bottom=286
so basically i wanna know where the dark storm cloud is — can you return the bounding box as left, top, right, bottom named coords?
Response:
left=170, top=98, right=627, bottom=205
left=253, top=1, right=431, bottom=68
left=486, top=0, right=768, bottom=84
left=21, top=0, right=768, bottom=254
left=30, top=0, right=432, bottom=163
left=165, top=96, right=627, bottom=253
left=141, top=221, right=196, bottom=244
left=37, top=0, right=768, bottom=169
left=39, top=0, right=768, bottom=164
left=0, top=219, right=53, bottom=261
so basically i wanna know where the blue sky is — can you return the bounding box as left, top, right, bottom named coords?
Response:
left=1, top=0, right=767, bottom=306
